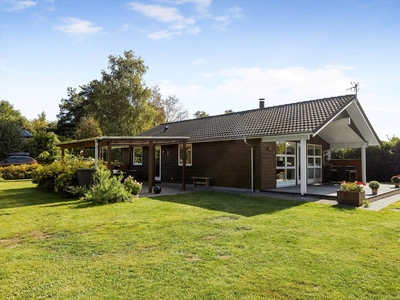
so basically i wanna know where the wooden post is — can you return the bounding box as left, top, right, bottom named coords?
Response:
left=107, top=141, right=112, bottom=171
left=148, top=141, right=155, bottom=193
left=182, top=141, right=186, bottom=190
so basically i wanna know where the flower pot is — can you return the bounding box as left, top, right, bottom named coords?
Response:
left=371, top=188, right=378, bottom=195
left=337, top=190, right=365, bottom=206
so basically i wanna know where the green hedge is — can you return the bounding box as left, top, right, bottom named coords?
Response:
left=0, top=164, right=40, bottom=180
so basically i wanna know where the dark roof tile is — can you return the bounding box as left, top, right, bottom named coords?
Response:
left=138, top=94, right=356, bottom=142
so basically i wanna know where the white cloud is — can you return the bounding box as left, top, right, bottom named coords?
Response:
left=54, top=18, right=102, bottom=36
left=193, top=58, right=206, bottom=65
left=2, top=0, right=36, bottom=11
left=211, top=6, right=243, bottom=29
left=149, top=30, right=180, bottom=40
left=128, top=3, right=182, bottom=22
left=128, top=2, right=200, bottom=39
left=173, top=0, right=212, bottom=12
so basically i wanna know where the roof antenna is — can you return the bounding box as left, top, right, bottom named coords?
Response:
left=346, top=82, right=360, bottom=97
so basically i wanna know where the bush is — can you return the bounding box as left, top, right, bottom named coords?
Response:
left=81, top=168, right=134, bottom=205
left=32, top=155, right=95, bottom=195
left=368, top=181, right=380, bottom=189
left=0, top=164, right=40, bottom=180
left=123, top=176, right=142, bottom=195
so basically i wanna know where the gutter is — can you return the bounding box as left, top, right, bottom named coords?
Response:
left=243, top=137, right=254, bottom=192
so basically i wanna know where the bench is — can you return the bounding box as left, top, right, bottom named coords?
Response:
left=191, top=176, right=211, bottom=188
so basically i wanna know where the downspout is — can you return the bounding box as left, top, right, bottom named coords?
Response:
left=244, top=137, right=254, bottom=192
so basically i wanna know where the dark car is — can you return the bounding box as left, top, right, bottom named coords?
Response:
left=0, top=155, right=37, bottom=167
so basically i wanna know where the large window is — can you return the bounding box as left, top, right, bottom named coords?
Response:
left=133, top=147, right=143, bottom=165
left=276, top=142, right=296, bottom=183
left=178, top=144, right=192, bottom=166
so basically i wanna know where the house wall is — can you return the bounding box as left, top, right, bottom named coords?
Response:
left=259, top=142, right=277, bottom=190
left=128, top=136, right=332, bottom=190
left=131, top=139, right=260, bottom=189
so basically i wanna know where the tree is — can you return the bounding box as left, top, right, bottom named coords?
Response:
left=0, top=100, right=29, bottom=159
left=74, top=116, right=102, bottom=140
left=0, top=119, right=23, bottom=159
left=193, top=111, right=209, bottom=119
left=149, top=85, right=189, bottom=124
left=163, top=95, right=188, bottom=122
left=225, top=109, right=234, bottom=114
left=149, top=85, right=166, bottom=125
left=26, top=131, right=61, bottom=164
left=82, top=50, right=156, bottom=136
left=0, top=100, right=29, bottom=128
left=56, top=87, right=87, bottom=139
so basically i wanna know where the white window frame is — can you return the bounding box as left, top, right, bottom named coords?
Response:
left=133, top=147, right=143, bottom=166
left=178, top=144, right=192, bottom=166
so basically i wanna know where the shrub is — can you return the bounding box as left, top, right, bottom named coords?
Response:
left=0, top=164, right=40, bottom=180
left=123, top=176, right=142, bottom=195
left=32, top=155, right=95, bottom=195
left=81, top=168, right=134, bottom=205
left=368, top=181, right=380, bottom=189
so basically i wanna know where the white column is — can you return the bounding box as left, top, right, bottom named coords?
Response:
left=94, top=139, right=98, bottom=170
left=361, top=143, right=367, bottom=183
left=300, top=135, right=308, bottom=196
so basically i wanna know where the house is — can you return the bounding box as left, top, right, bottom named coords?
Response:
left=134, top=94, right=380, bottom=195
left=57, top=94, right=380, bottom=195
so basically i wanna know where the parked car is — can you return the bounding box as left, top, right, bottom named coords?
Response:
left=0, top=155, right=37, bottom=167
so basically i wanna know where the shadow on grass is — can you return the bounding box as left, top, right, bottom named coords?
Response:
left=0, top=186, right=78, bottom=210
left=150, top=191, right=306, bottom=217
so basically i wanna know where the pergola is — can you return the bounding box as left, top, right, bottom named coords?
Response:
left=57, top=136, right=190, bottom=193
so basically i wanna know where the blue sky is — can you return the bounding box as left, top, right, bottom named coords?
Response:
left=0, top=0, right=399, bottom=140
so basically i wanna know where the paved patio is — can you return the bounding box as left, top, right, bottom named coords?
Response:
left=137, top=182, right=400, bottom=211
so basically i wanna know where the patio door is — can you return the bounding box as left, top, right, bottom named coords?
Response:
left=297, top=144, right=322, bottom=184
left=306, top=144, right=322, bottom=184
left=155, top=146, right=161, bottom=182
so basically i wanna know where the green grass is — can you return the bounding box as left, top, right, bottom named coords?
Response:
left=1, top=179, right=400, bottom=299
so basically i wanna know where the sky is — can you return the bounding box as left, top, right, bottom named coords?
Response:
left=0, top=0, right=399, bottom=141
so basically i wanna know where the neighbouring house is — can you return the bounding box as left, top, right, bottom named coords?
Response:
left=57, top=94, right=380, bottom=195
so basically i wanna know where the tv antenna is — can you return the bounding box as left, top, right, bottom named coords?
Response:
left=346, top=82, right=360, bottom=97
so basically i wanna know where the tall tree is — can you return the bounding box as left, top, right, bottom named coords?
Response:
left=56, top=87, right=87, bottom=139
left=149, top=85, right=166, bottom=125
left=83, top=50, right=156, bottom=136
left=149, top=85, right=188, bottom=124
left=0, top=119, right=23, bottom=159
left=163, top=95, right=189, bottom=122
left=193, top=111, right=209, bottom=119
left=0, top=100, right=29, bottom=159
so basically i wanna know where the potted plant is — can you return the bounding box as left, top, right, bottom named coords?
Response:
left=337, top=181, right=366, bottom=206
left=368, top=181, right=380, bottom=195
left=391, top=175, right=400, bottom=188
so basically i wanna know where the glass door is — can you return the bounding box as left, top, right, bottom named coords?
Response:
left=307, top=145, right=322, bottom=184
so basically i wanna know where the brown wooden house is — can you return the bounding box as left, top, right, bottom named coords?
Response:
left=134, top=94, right=380, bottom=195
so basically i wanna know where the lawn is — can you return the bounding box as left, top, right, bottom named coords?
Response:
left=1, top=179, right=400, bottom=299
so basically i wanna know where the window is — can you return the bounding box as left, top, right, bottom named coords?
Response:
left=133, top=147, right=143, bottom=165
left=178, top=144, right=192, bottom=166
